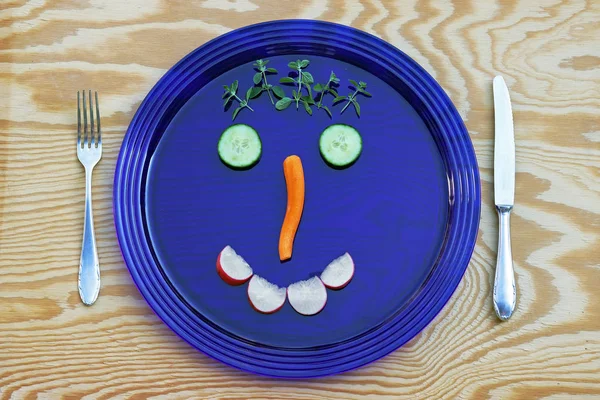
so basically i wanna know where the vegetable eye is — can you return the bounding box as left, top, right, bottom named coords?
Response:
left=319, top=124, right=362, bottom=168
left=218, top=124, right=262, bottom=169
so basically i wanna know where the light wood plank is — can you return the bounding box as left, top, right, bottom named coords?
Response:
left=1, top=0, right=599, bottom=398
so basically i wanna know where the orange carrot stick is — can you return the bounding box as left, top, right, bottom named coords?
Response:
left=279, top=155, right=305, bottom=261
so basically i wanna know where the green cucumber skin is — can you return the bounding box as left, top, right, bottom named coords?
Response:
left=319, top=124, right=362, bottom=168
left=218, top=124, right=262, bottom=170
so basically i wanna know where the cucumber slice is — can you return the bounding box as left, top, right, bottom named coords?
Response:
left=319, top=124, right=362, bottom=168
left=218, top=124, right=262, bottom=169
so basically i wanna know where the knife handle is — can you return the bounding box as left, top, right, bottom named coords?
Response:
left=493, top=205, right=516, bottom=320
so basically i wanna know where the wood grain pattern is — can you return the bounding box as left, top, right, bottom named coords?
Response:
left=1, top=0, right=599, bottom=398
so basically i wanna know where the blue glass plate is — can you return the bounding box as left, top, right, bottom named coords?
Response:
left=114, top=20, right=480, bottom=378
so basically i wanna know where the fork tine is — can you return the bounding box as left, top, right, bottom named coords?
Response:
left=83, top=90, right=88, bottom=148
left=95, top=92, right=101, bottom=147
left=88, top=90, right=95, bottom=147
left=77, top=91, right=81, bottom=148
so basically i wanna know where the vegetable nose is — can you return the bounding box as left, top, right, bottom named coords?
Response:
left=278, top=155, right=305, bottom=261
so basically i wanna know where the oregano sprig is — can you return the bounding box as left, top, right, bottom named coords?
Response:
left=314, top=71, right=340, bottom=117
left=276, top=59, right=314, bottom=115
left=223, top=80, right=254, bottom=120
left=222, top=60, right=372, bottom=119
left=252, top=59, right=282, bottom=105
left=334, top=79, right=371, bottom=117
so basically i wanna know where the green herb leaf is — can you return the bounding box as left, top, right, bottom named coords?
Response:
left=249, top=86, right=262, bottom=99
left=288, top=61, right=298, bottom=69
left=301, top=95, right=315, bottom=105
left=301, top=72, right=314, bottom=84
left=303, top=100, right=313, bottom=115
left=253, top=72, right=262, bottom=85
left=231, top=80, right=239, bottom=93
left=255, top=59, right=264, bottom=66
left=272, top=86, right=285, bottom=99
left=266, top=67, right=278, bottom=73
left=292, top=89, right=298, bottom=99
left=333, top=95, right=347, bottom=103
left=360, top=89, right=372, bottom=97
left=245, top=87, right=253, bottom=101
left=305, top=84, right=312, bottom=97
left=332, top=77, right=340, bottom=84
left=222, top=91, right=229, bottom=99
left=313, top=83, right=324, bottom=92
left=328, top=88, right=338, bottom=97
left=280, top=77, right=295, bottom=84
left=223, top=85, right=230, bottom=91
left=359, top=81, right=367, bottom=88
left=329, top=71, right=337, bottom=80
left=349, top=79, right=359, bottom=88
left=353, top=100, right=361, bottom=117
left=299, top=59, right=310, bottom=68
left=232, top=106, right=242, bottom=120
left=322, top=105, right=332, bottom=118
left=262, top=59, right=269, bottom=66
left=275, top=97, right=292, bottom=110
left=223, top=96, right=233, bottom=107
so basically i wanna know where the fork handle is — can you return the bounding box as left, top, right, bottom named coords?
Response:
left=79, top=166, right=100, bottom=305
left=493, top=205, right=516, bottom=321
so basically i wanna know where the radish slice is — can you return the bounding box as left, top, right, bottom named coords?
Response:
left=287, top=276, right=327, bottom=316
left=320, top=252, right=355, bottom=289
left=216, top=245, right=253, bottom=286
left=247, top=275, right=287, bottom=314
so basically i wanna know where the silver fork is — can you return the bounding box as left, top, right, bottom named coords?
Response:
left=77, top=90, right=102, bottom=306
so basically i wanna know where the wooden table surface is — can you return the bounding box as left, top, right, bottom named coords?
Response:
left=1, top=0, right=599, bottom=398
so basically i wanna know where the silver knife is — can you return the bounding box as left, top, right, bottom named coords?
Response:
left=493, top=75, right=516, bottom=321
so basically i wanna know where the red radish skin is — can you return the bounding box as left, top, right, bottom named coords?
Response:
left=287, top=276, right=328, bottom=316
left=320, top=252, right=355, bottom=289
left=247, top=275, right=287, bottom=314
left=216, top=245, right=253, bottom=286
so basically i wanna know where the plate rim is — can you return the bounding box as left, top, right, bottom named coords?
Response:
left=114, top=19, right=481, bottom=378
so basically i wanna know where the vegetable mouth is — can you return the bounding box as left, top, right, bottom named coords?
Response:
left=218, top=245, right=355, bottom=315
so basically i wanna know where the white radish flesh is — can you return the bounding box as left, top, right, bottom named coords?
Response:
left=247, top=275, right=287, bottom=314
left=287, top=276, right=327, bottom=316
left=216, top=245, right=253, bottom=285
left=320, top=252, right=355, bottom=289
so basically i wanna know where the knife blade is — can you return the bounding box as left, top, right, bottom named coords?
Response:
left=492, top=75, right=516, bottom=321
left=494, top=76, right=515, bottom=206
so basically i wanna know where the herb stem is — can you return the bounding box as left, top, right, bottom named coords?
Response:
left=317, top=78, right=332, bottom=108
left=234, top=94, right=254, bottom=111
left=296, top=69, right=303, bottom=109
left=341, top=88, right=360, bottom=114
left=262, top=71, right=274, bottom=104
